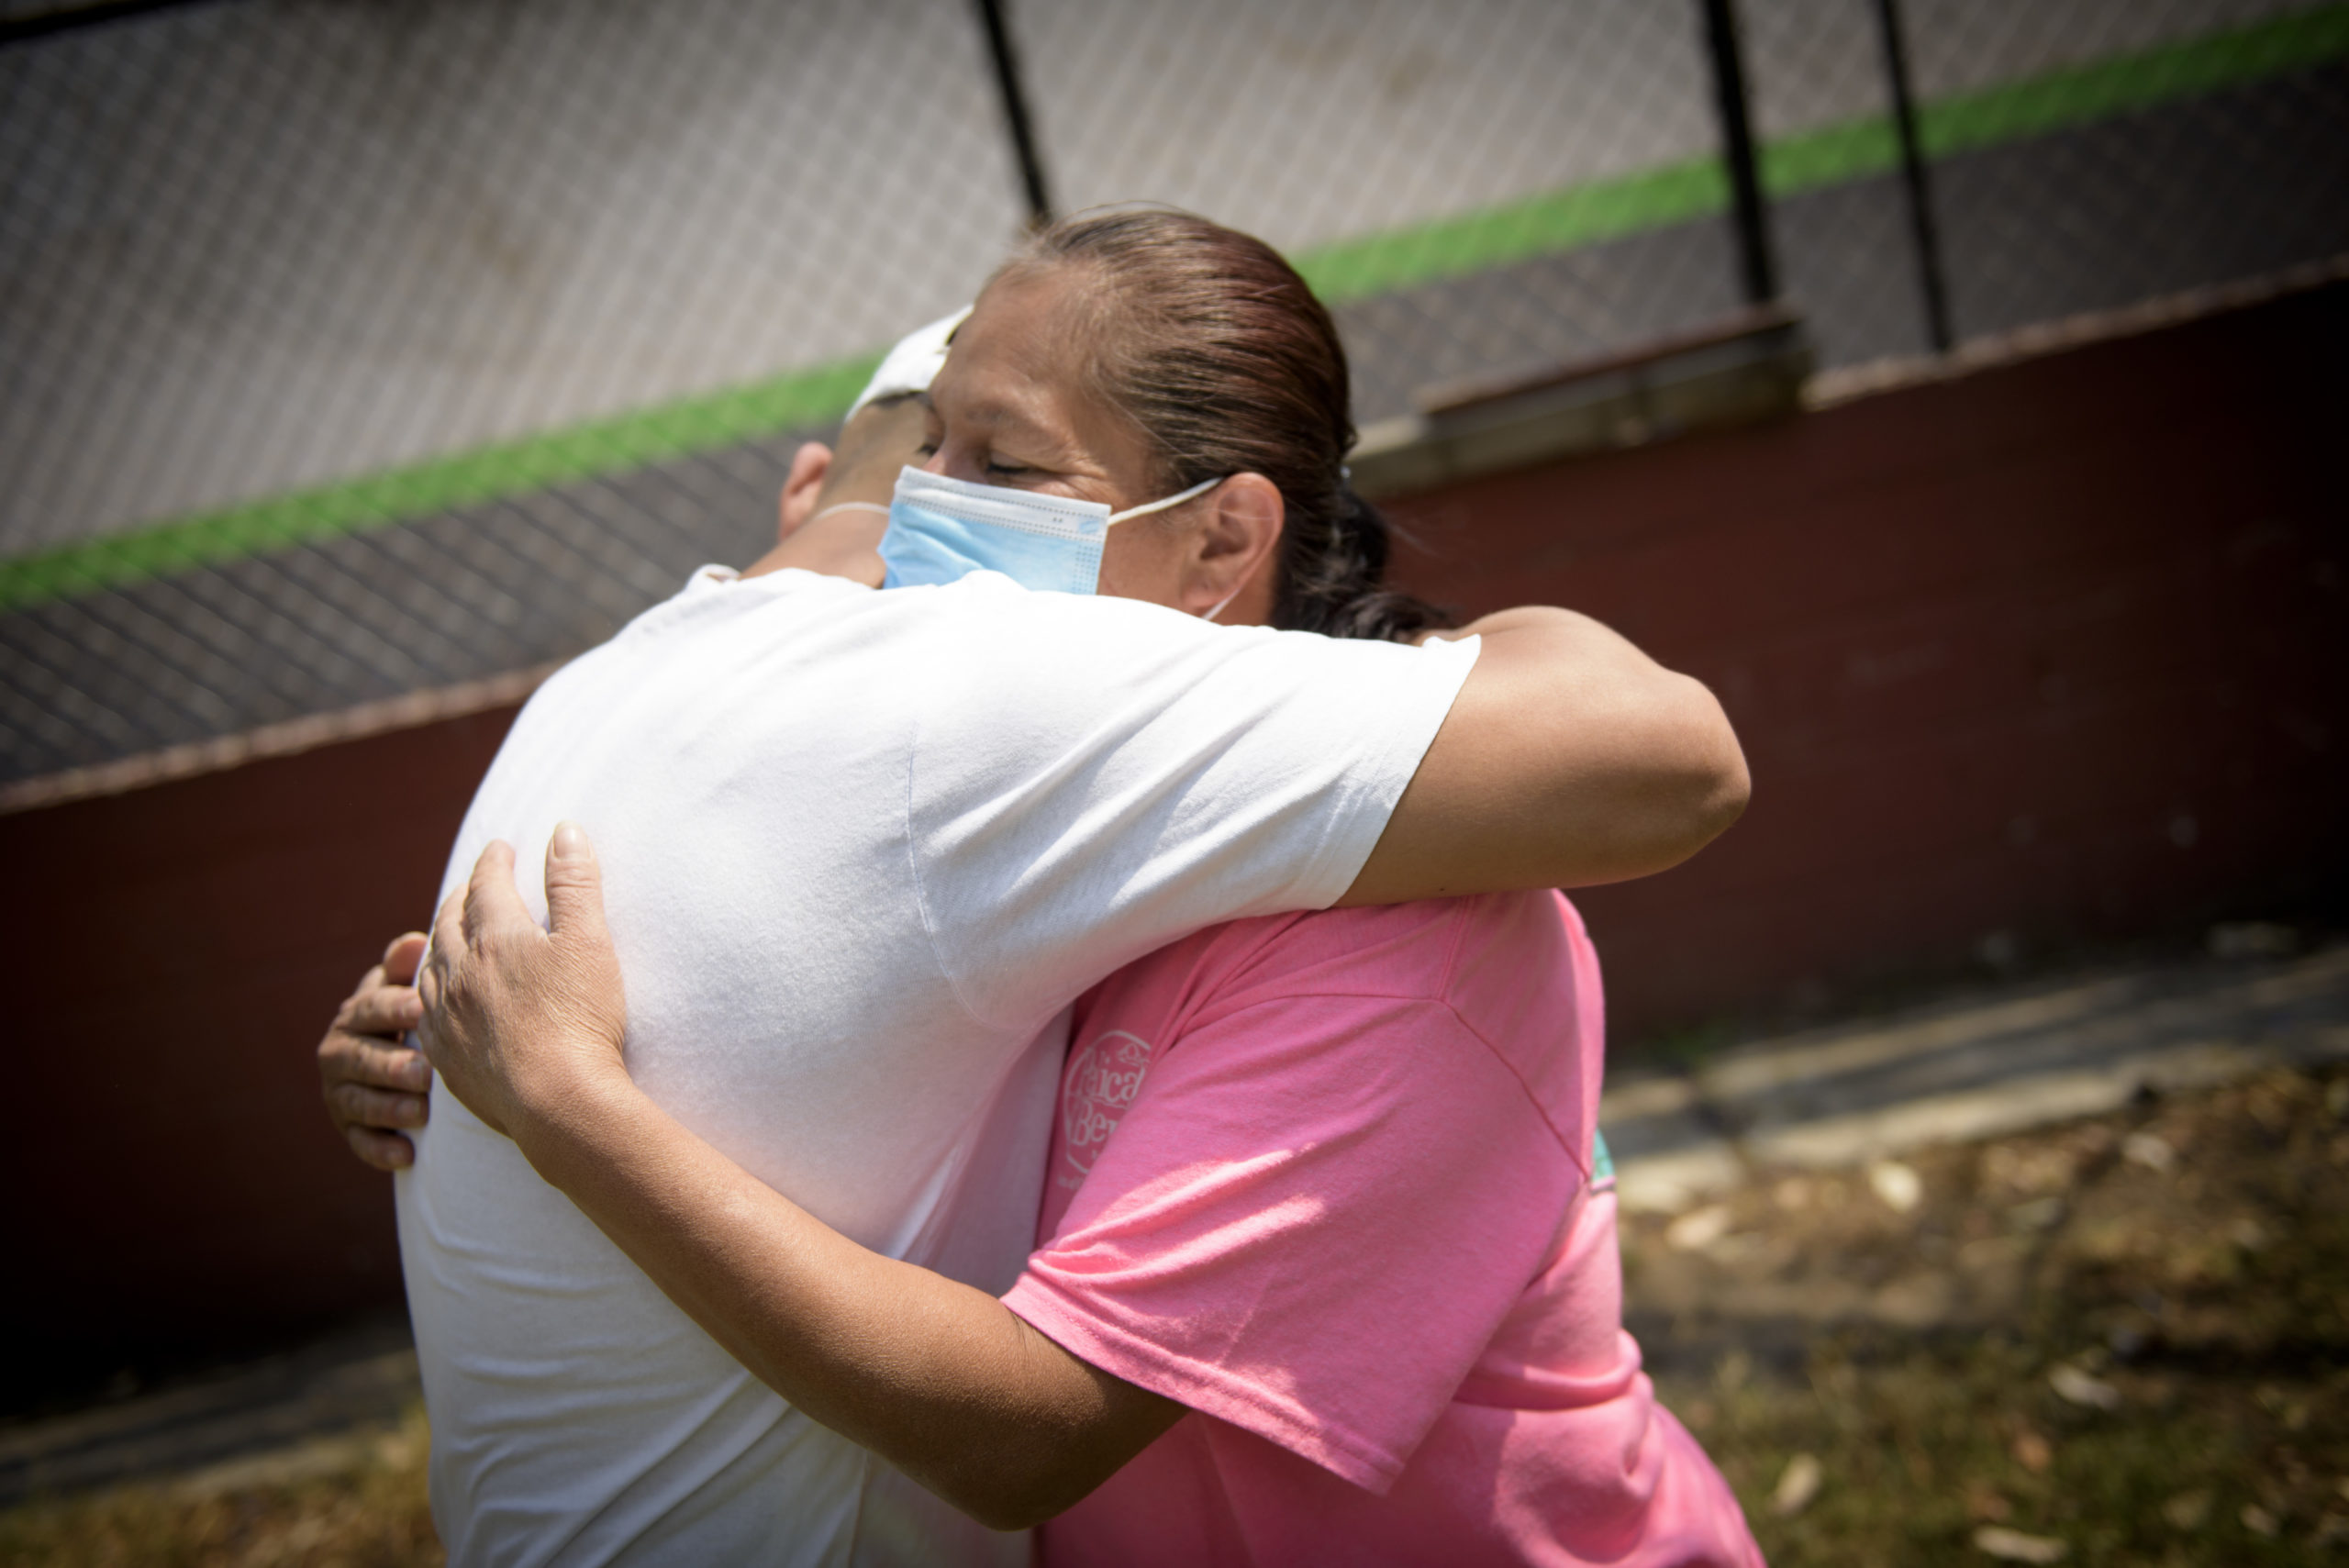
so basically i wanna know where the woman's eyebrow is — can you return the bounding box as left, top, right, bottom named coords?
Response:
left=952, top=396, right=1077, bottom=460
left=952, top=394, right=1030, bottom=431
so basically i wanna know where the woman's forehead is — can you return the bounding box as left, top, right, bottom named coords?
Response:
left=952, top=274, right=1080, bottom=392
left=927, top=347, right=1065, bottom=451
left=936, top=274, right=1141, bottom=470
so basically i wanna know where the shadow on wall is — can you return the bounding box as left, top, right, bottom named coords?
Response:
left=1, top=280, right=2343, bottom=1393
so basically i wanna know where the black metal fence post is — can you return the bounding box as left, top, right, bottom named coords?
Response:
left=0, top=0, right=230, bottom=49
left=1698, top=0, right=1780, bottom=306
left=972, top=0, right=1054, bottom=230
left=1871, top=0, right=1954, bottom=352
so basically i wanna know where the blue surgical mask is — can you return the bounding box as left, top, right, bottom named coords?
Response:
left=879, top=465, right=1223, bottom=596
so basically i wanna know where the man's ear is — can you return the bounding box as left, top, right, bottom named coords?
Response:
left=1185, top=473, right=1285, bottom=623
left=778, top=441, right=835, bottom=540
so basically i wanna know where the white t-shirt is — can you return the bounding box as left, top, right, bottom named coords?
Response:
left=395, top=565, right=1479, bottom=1567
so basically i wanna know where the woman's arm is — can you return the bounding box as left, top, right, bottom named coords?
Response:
left=1343, top=606, right=1750, bottom=905
left=419, top=830, right=1185, bottom=1532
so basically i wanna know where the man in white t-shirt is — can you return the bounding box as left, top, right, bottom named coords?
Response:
left=339, top=313, right=1746, bottom=1566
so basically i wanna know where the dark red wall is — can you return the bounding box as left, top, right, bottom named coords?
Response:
left=4, top=283, right=2343, bottom=1370
left=1381, top=283, right=2348, bottom=1037
left=2, top=706, right=519, bottom=1382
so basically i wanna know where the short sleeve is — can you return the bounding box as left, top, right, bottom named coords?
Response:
left=904, top=578, right=1478, bottom=1031
left=1000, top=993, right=1582, bottom=1493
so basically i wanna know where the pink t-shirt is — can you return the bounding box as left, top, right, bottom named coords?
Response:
left=1001, top=892, right=1762, bottom=1567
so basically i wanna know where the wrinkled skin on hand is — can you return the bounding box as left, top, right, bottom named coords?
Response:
left=417, top=824, right=631, bottom=1145
left=318, top=933, right=432, bottom=1171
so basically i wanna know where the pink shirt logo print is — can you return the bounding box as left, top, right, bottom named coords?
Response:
left=1058, top=1030, right=1153, bottom=1188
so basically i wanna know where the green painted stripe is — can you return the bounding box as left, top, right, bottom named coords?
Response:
left=0, top=350, right=881, bottom=610
left=8, top=3, right=2345, bottom=611
left=1293, top=157, right=1731, bottom=304
left=1294, top=0, right=2349, bottom=301
left=1920, top=4, right=2349, bottom=158
left=1755, top=3, right=2349, bottom=195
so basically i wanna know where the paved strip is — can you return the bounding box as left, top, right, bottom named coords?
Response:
left=1603, top=945, right=2349, bottom=1213
left=0, top=1319, right=417, bottom=1507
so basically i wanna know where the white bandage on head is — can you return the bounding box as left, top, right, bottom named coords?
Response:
left=847, top=306, right=973, bottom=418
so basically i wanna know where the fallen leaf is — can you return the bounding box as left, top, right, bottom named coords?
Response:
left=1666, top=1204, right=1733, bottom=1251
left=1869, top=1159, right=1922, bottom=1213
left=1965, top=1479, right=2012, bottom=1522
left=2009, top=1196, right=2065, bottom=1231
left=2241, top=1504, right=2279, bottom=1538
left=2048, top=1363, right=2121, bottom=1411
left=2207, top=921, right=2297, bottom=959
left=1769, top=1451, right=1820, bottom=1517
left=2161, top=1489, right=2210, bottom=1530
left=2121, top=1131, right=2176, bottom=1173
left=2011, top=1429, right=2052, bottom=1473
left=1974, top=1525, right=2067, bottom=1562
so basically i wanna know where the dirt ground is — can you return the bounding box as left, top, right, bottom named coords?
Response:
left=1633, top=1061, right=2349, bottom=1565
left=4, top=1062, right=2343, bottom=1566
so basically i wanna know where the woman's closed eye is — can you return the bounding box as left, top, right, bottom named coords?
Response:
left=911, top=433, right=1039, bottom=480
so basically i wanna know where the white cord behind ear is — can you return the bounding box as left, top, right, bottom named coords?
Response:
left=807, top=501, right=891, bottom=524
left=1200, top=584, right=1244, bottom=622
left=1109, top=474, right=1224, bottom=526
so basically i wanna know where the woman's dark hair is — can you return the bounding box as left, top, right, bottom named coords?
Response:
left=993, top=208, right=1451, bottom=644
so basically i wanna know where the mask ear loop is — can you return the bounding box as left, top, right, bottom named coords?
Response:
left=1106, top=476, right=1236, bottom=617
left=1105, top=474, right=1223, bottom=525
left=806, top=501, right=891, bottom=525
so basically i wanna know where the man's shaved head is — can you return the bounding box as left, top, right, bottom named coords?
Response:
left=816, top=394, right=927, bottom=510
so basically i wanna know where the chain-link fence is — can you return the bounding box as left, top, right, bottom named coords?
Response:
left=1748, top=0, right=2349, bottom=366
left=5, top=0, right=2345, bottom=790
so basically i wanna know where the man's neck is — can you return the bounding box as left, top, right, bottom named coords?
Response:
left=742, top=507, right=888, bottom=585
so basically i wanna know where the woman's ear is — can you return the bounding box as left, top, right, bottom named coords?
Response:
left=1186, top=473, right=1285, bottom=623
left=777, top=441, right=836, bottom=540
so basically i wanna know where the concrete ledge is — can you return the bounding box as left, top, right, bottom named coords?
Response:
left=1805, top=250, right=2349, bottom=410
left=1349, top=254, right=2349, bottom=506
left=1349, top=305, right=1814, bottom=500
left=0, top=659, right=554, bottom=817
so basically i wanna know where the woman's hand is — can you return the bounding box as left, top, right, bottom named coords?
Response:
left=417, top=824, right=630, bottom=1147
